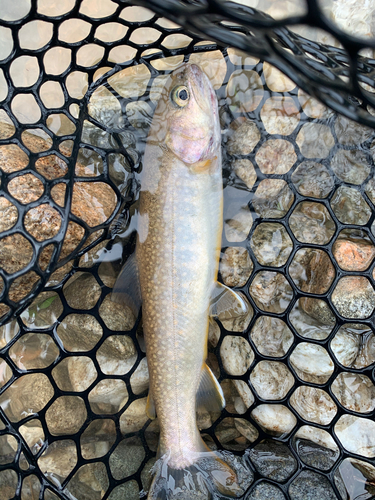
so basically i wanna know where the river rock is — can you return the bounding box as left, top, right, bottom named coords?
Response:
left=250, top=316, right=293, bottom=357
left=250, top=222, right=293, bottom=267
left=255, top=138, right=296, bottom=174
left=334, top=458, right=375, bottom=500
left=249, top=271, right=293, bottom=313
left=289, top=299, right=334, bottom=340
left=332, top=276, right=375, bottom=319
left=291, top=161, right=334, bottom=198
left=289, top=248, right=335, bottom=294
left=0, top=373, right=54, bottom=422
left=289, top=201, right=335, bottom=245
left=249, top=440, right=297, bottom=481
left=332, top=230, right=375, bottom=271
left=299, top=296, right=336, bottom=326
left=250, top=361, right=294, bottom=400
left=45, top=396, right=87, bottom=436
left=354, top=330, right=375, bottom=369
left=0, top=129, right=117, bottom=305
left=330, top=186, right=371, bottom=225
left=226, top=119, right=260, bottom=155
left=220, top=247, right=253, bottom=287
left=251, top=404, right=297, bottom=437
left=252, top=179, right=294, bottom=218
left=331, top=372, right=375, bottom=413
left=38, top=440, right=78, bottom=482
left=290, top=386, right=337, bottom=425
left=120, top=398, right=148, bottom=434
left=220, top=335, right=254, bottom=376
left=289, top=471, right=338, bottom=500
left=335, top=415, right=375, bottom=458
left=247, top=482, right=285, bottom=500
left=330, top=149, right=370, bottom=185
left=290, top=342, right=334, bottom=384
left=232, top=159, right=257, bottom=190
left=330, top=326, right=361, bottom=367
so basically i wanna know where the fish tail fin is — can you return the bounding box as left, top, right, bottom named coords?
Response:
left=147, top=448, right=248, bottom=499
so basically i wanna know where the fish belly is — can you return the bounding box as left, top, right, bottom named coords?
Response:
left=138, top=157, right=222, bottom=468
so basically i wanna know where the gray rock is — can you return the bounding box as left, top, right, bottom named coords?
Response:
left=247, top=482, right=286, bottom=499
left=248, top=440, right=297, bottom=481
left=289, top=471, right=338, bottom=500
left=294, top=438, right=339, bottom=471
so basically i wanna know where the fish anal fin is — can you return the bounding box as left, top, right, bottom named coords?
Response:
left=210, top=282, right=249, bottom=321
left=111, top=253, right=142, bottom=317
left=146, top=391, right=156, bottom=420
left=196, top=363, right=225, bottom=413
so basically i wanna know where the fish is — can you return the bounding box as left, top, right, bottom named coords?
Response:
left=113, top=63, right=249, bottom=499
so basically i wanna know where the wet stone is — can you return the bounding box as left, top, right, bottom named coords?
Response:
left=353, top=330, right=375, bottom=369
left=300, top=296, right=336, bottom=326
left=255, top=138, right=296, bottom=175
left=249, top=271, right=293, bottom=314
left=226, top=119, right=260, bottom=155
left=290, top=342, right=334, bottom=384
left=335, top=415, right=375, bottom=458
left=63, top=273, right=101, bottom=310
left=289, top=202, right=335, bottom=245
left=289, top=471, right=338, bottom=500
left=296, top=123, right=334, bottom=158
left=330, top=326, right=361, bottom=367
left=249, top=440, right=297, bottom=482
left=250, top=223, right=293, bottom=267
left=335, top=115, right=373, bottom=146
left=333, top=229, right=375, bottom=271
left=108, top=481, right=139, bottom=500
left=252, top=179, right=294, bottom=219
left=247, top=482, right=285, bottom=500
left=331, top=372, right=375, bottom=413
left=291, top=161, right=334, bottom=198
left=331, top=276, right=375, bottom=319
left=290, top=386, right=337, bottom=425
left=251, top=404, right=297, bottom=437
left=331, top=186, right=371, bottom=226
left=289, top=299, right=335, bottom=340
left=220, top=335, right=254, bottom=376
left=250, top=361, right=294, bottom=400
left=294, top=436, right=339, bottom=471
left=331, top=149, right=370, bottom=185
left=250, top=316, right=293, bottom=357
left=289, top=248, right=335, bottom=295
left=109, top=437, right=145, bottom=480
left=334, top=458, right=375, bottom=500
left=232, top=159, right=257, bottom=190
left=220, top=247, right=253, bottom=287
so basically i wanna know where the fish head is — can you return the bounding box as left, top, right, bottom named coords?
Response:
left=152, top=63, right=221, bottom=167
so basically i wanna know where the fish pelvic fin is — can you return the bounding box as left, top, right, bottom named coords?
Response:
left=209, top=282, right=249, bottom=321
left=111, top=253, right=142, bottom=317
left=147, top=448, right=247, bottom=499
left=196, top=363, right=225, bottom=413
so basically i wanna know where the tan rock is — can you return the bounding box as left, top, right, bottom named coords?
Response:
left=290, top=386, right=337, bottom=425
left=250, top=316, right=293, bottom=357
left=251, top=404, right=296, bottom=437
left=226, top=119, right=260, bottom=155
left=332, top=276, right=375, bottom=319
left=331, top=372, right=375, bottom=413
left=335, top=415, right=375, bottom=458
left=255, top=138, right=296, bottom=174
left=250, top=361, right=294, bottom=400
left=120, top=398, right=148, bottom=434
left=220, top=247, right=253, bottom=288
left=45, top=396, right=87, bottom=436
left=220, top=335, right=254, bottom=376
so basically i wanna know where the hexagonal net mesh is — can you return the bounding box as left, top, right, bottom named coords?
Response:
left=1, top=0, right=375, bottom=499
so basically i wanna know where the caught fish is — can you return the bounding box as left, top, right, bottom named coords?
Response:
left=114, top=63, right=249, bottom=499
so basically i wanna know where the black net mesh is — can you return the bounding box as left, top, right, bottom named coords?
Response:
left=1, top=1, right=375, bottom=499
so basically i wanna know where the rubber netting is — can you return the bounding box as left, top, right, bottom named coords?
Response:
left=1, top=0, right=375, bottom=499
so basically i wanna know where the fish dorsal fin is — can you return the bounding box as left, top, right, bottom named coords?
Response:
left=111, top=253, right=142, bottom=317
left=196, top=363, right=225, bottom=412
left=209, top=282, right=249, bottom=320
left=146, top=390, right=156, bottom=420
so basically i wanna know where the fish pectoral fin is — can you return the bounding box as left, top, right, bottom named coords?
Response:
left=111, top=253, right=142, bottom=317
left=146, top=391, right=156, bottom=420
left=209, top=282, right=249, bottom=320
left=196, top=363, right=225, bottom=412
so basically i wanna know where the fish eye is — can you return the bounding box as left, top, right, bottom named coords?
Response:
left=171, top=85, right=190, bottom=108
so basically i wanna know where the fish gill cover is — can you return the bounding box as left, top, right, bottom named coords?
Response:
left=0, top=0, right=375, bottom=499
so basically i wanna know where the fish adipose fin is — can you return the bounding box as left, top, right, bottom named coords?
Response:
left=209, top=282, right=248, bottom=321
left=147, top=449, right=249, bottom=499
left=196, top=364, right=225, bottom=413
left=111, top=253, right=142, bottom=316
